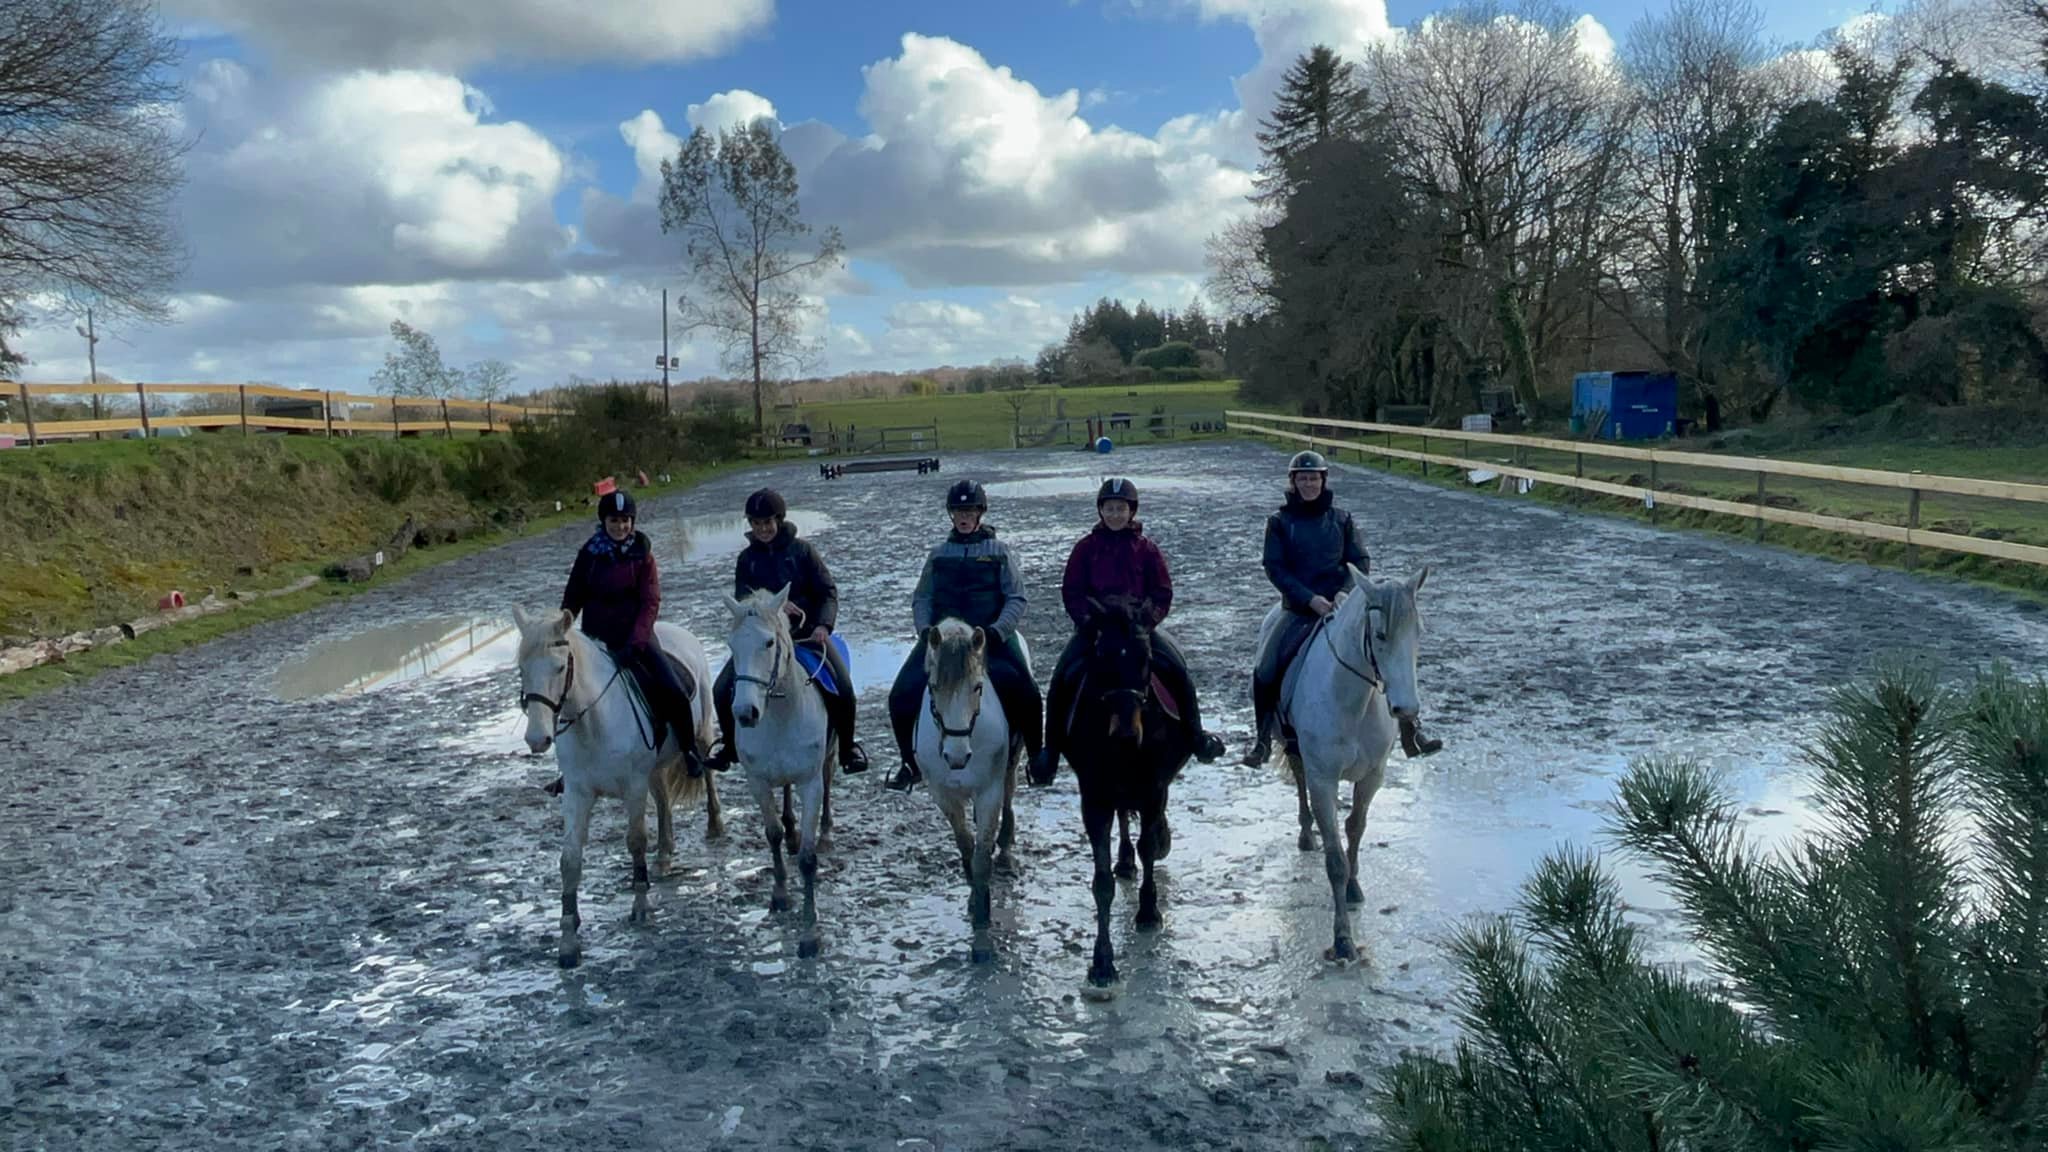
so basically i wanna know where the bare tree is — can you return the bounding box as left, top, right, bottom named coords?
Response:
left=1204, top=215, right=1279, bottom=319
left=465, top=358, right=515, bottom=403
left=0, top=0, right=188, bottom=359
left=659, top=120, right=844, bottom=435
left=371, top=319, right=459, bottom=398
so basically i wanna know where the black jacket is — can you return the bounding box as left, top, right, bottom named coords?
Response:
left=734, top=521, right=838, bottom=633
left=1262, top=489, right=1369, bottom=614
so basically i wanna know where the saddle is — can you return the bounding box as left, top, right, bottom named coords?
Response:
left=792, top=633, right=853, bottom=698
left=1058, top=668, right=1184, bottom=737
left=620, top=649, right=697, bottom=750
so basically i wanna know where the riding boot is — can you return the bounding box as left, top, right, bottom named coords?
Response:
left=1241, top=675, right=1277, bottom=767
left=828, top=691, right=869, bottom=774
left=707, top=661, right=738, bottom=771
left=1400, top=716, right=1444, bottom=758
left=639, top=648, right=704, bottom=779
left=886, top=643, right=926, bottom=791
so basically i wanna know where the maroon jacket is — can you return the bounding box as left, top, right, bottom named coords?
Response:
left=561, top=530, right=660, bottom=649
left=1061, top=521, right=1172, bottom=628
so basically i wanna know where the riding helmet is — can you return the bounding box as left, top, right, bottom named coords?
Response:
left=946, top=479, right=988, bottom=512
left=744, top=488, right=788, bottom=521
left=1096, top=477, right=1139, bottom=513
left=599, top=489, right=637, bottom=520
left=1287, top=450, right=1329, bottom=475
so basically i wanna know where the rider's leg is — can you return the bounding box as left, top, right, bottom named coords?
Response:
left=886, top=636, right=930, bottom=790
left=1150, top=630, right=1224, bottom=763
left=1029, top=632, right=1086, bottom=785
left=708, top=658, right=737, bottom=770
left=984, top=638, right=1043, bottom=757
left=818, top=638, right=868, bottom=773
left=633, top=642, right=703, bottom=776
left=1243, top=614, right=1309, bottom=766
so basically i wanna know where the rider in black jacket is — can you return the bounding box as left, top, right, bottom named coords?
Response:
left=708, top=488, right=869, bottom=774
left=1242, top=450, right=1442, bottom=765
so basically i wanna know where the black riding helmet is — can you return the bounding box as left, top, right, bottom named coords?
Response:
left=744, top=488, right=787, bottom=521
left=946, top=479, right=987, bottom=512
left=1287, top=450, right=1329, bottom=476
left=1097, top=477, right=1139, bottom=514
left=599, top=489, right=637, bottom=520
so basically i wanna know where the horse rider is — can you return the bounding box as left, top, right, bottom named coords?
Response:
left=1242, top=450, right=1443, bottom=766
left=884, top=479, right=1043, bottom=791
left=707, top=488, right=870, bottom=774
left=554, top=488, right=702, bottom=784
left=1028, top=478, right=1227, bottom=785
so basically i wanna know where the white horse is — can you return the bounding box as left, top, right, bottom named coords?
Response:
left=513, top=607, right=720, bottom=968
left=725, top=585, right=837, bottom=958
left=1257, top=565, right=1430, bottom=962
left=915, top=619, right=1028, bottom=964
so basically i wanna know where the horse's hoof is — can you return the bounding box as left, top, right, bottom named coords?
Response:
left=629, top=901, right=650, bottom=925
left=1346, top=880, right=1365, bottom=905
left=706, top=821, right=726, bottom=842
left=559, top=948, right=581, bottom=969
left=971, top=942, right=996, bottom=965
left=1114, top=861, right=1138, bottom=881
left=1135, top=910, right=1162, bottom=932
left=1085, top=965, right=1120, bottom=991
left=994, top=852, right=1016, bottom=877
left=1325, top=940, right=1357, bottom=963
left=798, top=936, right=822, bottom=959
left=1297, top=830, right=1316, bottom=852
left=814, top=835, right=833, bottom=856
left=770, top=894, right=792, bottom=914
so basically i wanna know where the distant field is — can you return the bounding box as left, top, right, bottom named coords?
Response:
left=780, top=380, right=1239, bottom=452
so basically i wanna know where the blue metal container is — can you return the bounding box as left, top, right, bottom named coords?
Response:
left=1572, top=371, right=1677, bottom=440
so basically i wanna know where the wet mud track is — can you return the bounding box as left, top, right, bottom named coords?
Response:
left=6, top=441, right=2047, bottom=1150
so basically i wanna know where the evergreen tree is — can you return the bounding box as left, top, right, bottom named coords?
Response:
left=1376, top=661, right=2048, bottom=1149
left=1254, top=45, right=1372, bottom=203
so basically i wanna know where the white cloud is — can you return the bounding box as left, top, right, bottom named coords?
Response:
left=687, top=90, right=781, bottom=136
left=166, top=0, right=775, bottom=71
left=182, top=65, right=572, bottom=292
left=1572, top=14, right=1616, bottom=70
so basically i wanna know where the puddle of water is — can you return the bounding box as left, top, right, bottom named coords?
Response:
left=981, top=474, right=1219, bottom=501
left=649, top=509, right=838, bottom=568
left=274, top=617, right=519, bottom=701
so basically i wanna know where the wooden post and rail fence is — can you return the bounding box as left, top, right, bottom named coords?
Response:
left=0, top=381, right=562, bottom=445
left=1227, top=409, right=2048, bottom=572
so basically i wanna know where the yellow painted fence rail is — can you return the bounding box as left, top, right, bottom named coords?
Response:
left=1226, top=409, right=2048, bottom=570
left=0, top=381, right=567, bottom=444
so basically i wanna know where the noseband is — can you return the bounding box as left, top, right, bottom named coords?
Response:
left=521, top=641, right=626, bottom=735
left=928, top=674, right=984, bottom=744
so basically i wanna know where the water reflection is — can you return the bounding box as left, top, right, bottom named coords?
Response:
left=652, top=509, right=838, bottom=568
left=274, top=617, right=518, bottom=701
left=982, top=474, right=1218, bottom=500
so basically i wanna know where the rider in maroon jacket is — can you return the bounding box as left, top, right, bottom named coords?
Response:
left=1028, top=478, right=1226, bottom=784
left=558, top=488, right=702, bottom=777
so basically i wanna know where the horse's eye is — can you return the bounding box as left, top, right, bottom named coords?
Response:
left=764, top=639, right=774, bottom=648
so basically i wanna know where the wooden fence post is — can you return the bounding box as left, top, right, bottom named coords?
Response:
left=1647, top=457, right=1659, bottom=523
left=1755, top=473, right=1766, bottom=541
left=485, top=400, right=494, bottom=433
left=390, top=396, right=401, bottom=438
left=1907, top=482, right=1922, bottom=570
left=239, top=385, right=248, bottom=435
left=324, top=392, right=335, bottom=438
left=1421, top=433, right=1429, bottom=478
left=17, top=382, right=36, bottom=448
left=136, top=382, right=151, bottom=437
left=441, top=399, right=452, bottom=438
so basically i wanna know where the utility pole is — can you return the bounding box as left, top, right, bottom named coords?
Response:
left=661, top=288, right=672, bottom=414
left=77, top=306, right=102, bottom=439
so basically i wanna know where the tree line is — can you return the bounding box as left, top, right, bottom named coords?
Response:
left=1032, top=296, right=1232, bottom=385
left=1209, top=0, right=2048, bottom=430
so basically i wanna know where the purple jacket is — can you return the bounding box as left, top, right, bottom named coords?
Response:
left=1061, top=522, right=1172, bottom=628
left=561, top=530, right=660, bottom=649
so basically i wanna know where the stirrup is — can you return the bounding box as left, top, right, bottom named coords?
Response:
left=885, top=761, right=920, bottom=792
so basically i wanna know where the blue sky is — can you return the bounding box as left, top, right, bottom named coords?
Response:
left=15, top=0, right=1892, bottom=392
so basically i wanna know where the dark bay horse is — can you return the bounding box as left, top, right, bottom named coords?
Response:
left=1058, top=597, right=1195, bottom=990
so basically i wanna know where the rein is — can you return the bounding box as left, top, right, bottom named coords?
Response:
left=734, top=617, right=824, bottom=703
left=1320, top=609, right=1384, bottom=692
left=522, top=640, right=632, bottom=738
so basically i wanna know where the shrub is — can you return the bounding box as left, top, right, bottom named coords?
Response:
left=1376, top=661, right=2048, bottom=1150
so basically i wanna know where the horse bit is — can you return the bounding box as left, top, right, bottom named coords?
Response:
left=521, top=643, right=621, bottom=736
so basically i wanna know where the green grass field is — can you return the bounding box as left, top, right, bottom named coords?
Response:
left=781, top=380, right=1240, bottom=453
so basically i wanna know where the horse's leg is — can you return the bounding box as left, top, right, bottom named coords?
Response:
left=1115, top=809, right=1137, bottom=880
left=1292, top=754, right=1316, bottom=852
left=650, top=759, right=675, bottom=876
left=1308, top=770, right=1354, bottom=962
left=1135, top=799, right=1164, bottom=932
left=757, top=783, right=791, bottom=915
left=1344, top=777, right=1371, bottom=906
left=704, top=769, right=725, bottom=842
left=995, top=751, right=1017, bottom=874
left=1084, top=798, right=1119, bottom=987
left=625, top=783, right=653, bottom=925
left=781, top=784, right=797, bottom=846
left=969, top=776, right=1003, bottom=964
left=558, top=787, right=595, bottom=968
left=796, top=772, right=825, bottom=959
left=941, top=793, right=975, bottom=881
left=817, top=744, right=835, bottom=855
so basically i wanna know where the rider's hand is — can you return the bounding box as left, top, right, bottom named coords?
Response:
left=782, top=601, right=804, bottom=620
left=808, top=626, right=830, bottom=646
left=1309, top=596, right=1335, bottom=617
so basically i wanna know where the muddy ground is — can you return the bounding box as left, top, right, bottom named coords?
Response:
left=6, top=440, right=2048, bottom=1151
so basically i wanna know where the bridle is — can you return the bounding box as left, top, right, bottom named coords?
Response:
left=1320, top=597, right=1385, bottom=693
left=521, top=638, right=627, bottom=735
left=733, top=611, right=820, bottom=702
left=927, top=669, right=984, bottom=744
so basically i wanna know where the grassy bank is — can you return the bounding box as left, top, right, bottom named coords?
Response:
left=0, top=431, right=738, bottom=700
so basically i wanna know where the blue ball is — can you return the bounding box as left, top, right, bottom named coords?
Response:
left=1095, top=437, right=1113, bottom=454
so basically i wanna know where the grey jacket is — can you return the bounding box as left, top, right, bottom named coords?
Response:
left=912, top=527, right=1028, bottom=638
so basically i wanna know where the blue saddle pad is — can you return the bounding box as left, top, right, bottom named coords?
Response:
left=794, top=634, right=852, bottom=697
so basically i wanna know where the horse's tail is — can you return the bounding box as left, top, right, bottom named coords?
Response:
left=661, top=752, right=707, bottom=809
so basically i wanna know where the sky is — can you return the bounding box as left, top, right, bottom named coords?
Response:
left=12, top=0, right=1892, bottom=392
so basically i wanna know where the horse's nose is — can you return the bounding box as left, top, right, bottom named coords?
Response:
left=527, top=734, right=552, bottom=754
left=737, top=706, right=759, bottom=728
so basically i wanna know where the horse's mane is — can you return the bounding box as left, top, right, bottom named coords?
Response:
left=735, top=588, right=793, bottom=636
left=931, top=619, right=982, bottom=687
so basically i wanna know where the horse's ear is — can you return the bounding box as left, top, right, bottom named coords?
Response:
left=970, top=626, right=986, bottom=652
left=554, top=608, right=573, bottom=635
left=1346, top=562, right=1370, bottom=591
left=770, top=584, right=791, bottom=611
left=1410, top=566, right=1430, bottom=593
left=512, top=606, right=532, bottom=633
left=724, top=593, right=745, bottom=618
